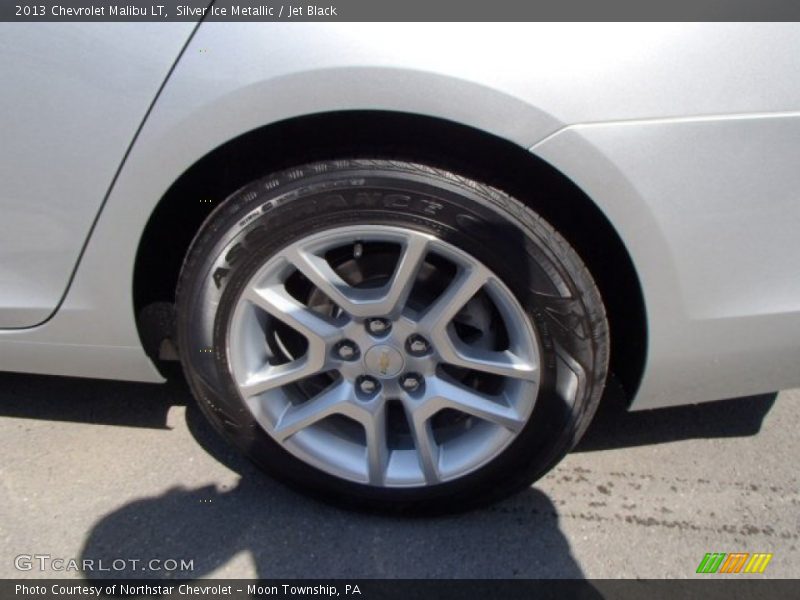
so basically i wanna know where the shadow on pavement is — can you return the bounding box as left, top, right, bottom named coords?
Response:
left=81, top=407, right=600, bottom=580
left=0, top=371, right=190, bottom=429
left=0, top=371, right=777, bottom=452
left=79, top=477, right=591, bottom=579
left=76, top=379, right=773, bottom=582
left=79, top=404, right=596, bottom=580
left=0, top=370, right=776, bottom=583
left=575, top=377, right=777, bottom=453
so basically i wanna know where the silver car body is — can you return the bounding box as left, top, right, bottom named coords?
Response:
left=1, top=22, right=798, bottom=410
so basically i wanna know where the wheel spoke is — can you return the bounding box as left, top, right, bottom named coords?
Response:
left=427, top=378, right=526, bottom=433
left=364, top=404, right=390, bottom=485
left=439, top=341, right=538, bottom=382
left=408, top=409, right=441, bottom=484
left=243, top=284, right=340, bottom=344
left=285, top=236, right=429, bottom=319
left=284, top=247, right=371, bottom=316
left=418, top=265, right=490, bottom=332
left=273, top=381, right=354, bottom=442
left=378, top=234, right=429, bottom=316
left=238, top=358, right=320, bottom=397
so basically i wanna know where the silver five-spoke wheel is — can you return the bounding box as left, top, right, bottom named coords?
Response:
left=227, top=226, right=541, bottom=487
left=178, top=160, right=609, bottom=510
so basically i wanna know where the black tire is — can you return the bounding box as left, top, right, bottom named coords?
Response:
left=176, top=159, right=609, bottom=513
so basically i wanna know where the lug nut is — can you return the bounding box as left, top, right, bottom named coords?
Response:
left=400, top=373, right=422, bottom=393
left=357, top=376, right=380, bottom=397
left=366, top=318, right=391, bottom=336
left=406, top=335, right=430, bottom=356
left=335, top=340, right=359, bottom=361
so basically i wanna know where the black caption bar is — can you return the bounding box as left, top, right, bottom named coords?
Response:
left=2, top=580, right=799, bottom=600
left=3, top=0, right=800, bottom=21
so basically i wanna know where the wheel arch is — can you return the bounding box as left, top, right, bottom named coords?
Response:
left=133, top=110, right=647, bottom=402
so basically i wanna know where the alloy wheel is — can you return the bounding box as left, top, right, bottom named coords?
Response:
left=227, top=225, right=541, bottom=487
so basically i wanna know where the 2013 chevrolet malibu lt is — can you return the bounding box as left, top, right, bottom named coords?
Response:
left=1, top=23, right=798, bottom=510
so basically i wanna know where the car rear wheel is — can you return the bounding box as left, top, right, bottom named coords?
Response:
left=176, top=159, right=609, bottom=512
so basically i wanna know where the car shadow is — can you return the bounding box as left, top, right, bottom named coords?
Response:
left=69, top=379, right=770, bottom=583
left=0, top=371, right=777, bottom=450
left=78, top=402, right=601, bottom=582
left=79, top=478, right=590, bottom=580
left=0, top=370, right=186, bottom=430
left=574, top=376, right=777, bottom=453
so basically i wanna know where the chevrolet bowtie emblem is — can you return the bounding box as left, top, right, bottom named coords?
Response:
left=378, top=350, right=391, bottom=375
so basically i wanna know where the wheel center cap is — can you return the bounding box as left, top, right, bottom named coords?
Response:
left=364, top=344, right=405, bottom=378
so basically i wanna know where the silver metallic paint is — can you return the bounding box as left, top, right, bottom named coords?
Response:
left=1, top=23, right=798, bottom=409
left=0, top=23, right=196, bottom=327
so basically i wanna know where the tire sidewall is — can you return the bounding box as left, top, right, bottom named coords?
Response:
left=177, top=161, right=605, bottom=511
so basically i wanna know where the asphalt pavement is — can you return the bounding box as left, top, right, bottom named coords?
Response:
left=0, top=371, right=797, bottom=579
